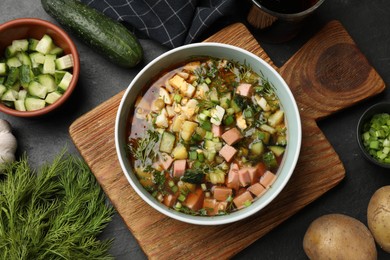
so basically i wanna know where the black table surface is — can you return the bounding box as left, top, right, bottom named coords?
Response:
left=1, top=0, right=390, bottom=259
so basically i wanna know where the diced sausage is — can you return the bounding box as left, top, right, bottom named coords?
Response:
left=163, top=194, right=177, bottom=207
left=213, top=187, right=233, bottom=201
left=219, top=144, right=237, bottom=163
left=233, top=191, right=253, bottom=209
left=236, top=83, right=253, bottom=97
left=160, top=153, right=173, bottom=170
left=212, top=124, right=223, bottom=137
left=221, top=127, right=243, bottom=145
left=238, top=168, right=251, bottom=187
left=248, top=183, right=266, bottom=197
left=203, top=198, right=217, bottom=215
left=227, top=163, right=240, bottom=190
left=173, top=159, right=187, bottom=178
left=260, top=170, right=276, bottom=188
left=184, top=188, right=204, bottom=211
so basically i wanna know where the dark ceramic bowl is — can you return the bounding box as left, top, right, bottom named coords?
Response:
left=0, top=18, right=80, bottom=117
left=357, top=102, right=390, bottom=169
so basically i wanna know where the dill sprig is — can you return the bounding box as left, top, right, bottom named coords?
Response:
left=196, top=98, right=216, bottom=111
left=0, top=152, right=114, bottom=260
left=128, top=130, right=159, bottom=167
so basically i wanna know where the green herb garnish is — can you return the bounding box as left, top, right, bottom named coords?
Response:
left=181, top=169, right=204, bottom=184
left=128, top=130, right=159, bottom=167
left=0, top=152, right=114, bottom=259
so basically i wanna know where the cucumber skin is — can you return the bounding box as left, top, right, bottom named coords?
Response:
left=41, top=0, right=143, bottom=68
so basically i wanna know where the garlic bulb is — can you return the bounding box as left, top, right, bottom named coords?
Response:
left=0, top=119, right=17, bottom=167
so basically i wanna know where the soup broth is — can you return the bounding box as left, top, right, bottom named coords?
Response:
left=127, top=57, right=287, bottom=216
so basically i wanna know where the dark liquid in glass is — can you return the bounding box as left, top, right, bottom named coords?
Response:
left=258, top=0, right=319, bottom=14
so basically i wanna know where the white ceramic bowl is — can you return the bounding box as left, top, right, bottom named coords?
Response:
left=115, top=43, right=302, bottom=225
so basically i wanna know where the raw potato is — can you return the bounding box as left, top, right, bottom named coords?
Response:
left=303, top=214, right=377, bottom=260
left=367, top=185, right=390, bottom=253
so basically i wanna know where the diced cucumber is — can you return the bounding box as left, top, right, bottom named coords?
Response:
left=6, top=57, right=22, bottom=68
left=29, top=52, right=46, bottom=65
left=250, top=141, right=264, bottom=156
left=14, top=99, right=26, bottom=111
left=42, top=54, right=56, bottom=74
left=268, top=110, right=284, bottom=127
left=55, top=54, right=73, bottom=70
left=4, top=67, right=19, bottom=87
left=209, top=88, right=219, bottom=103
left=20, top=65, right=32, bottom=88
left=45, top=91, right=62, bottom=104
left=0, top=63, right=7, bottom=76
left=16, top=52, right=32, bottom=66
left=38, top=74, right=57, bottom=92
left=28, top=81, right=48, bottom=99
left=0, top=84, right=6, bottom=97
left=55, top=71, right=66, bottom=84
left=18, top=89, right=27, bottom=100
left=58, top=72, right=73, bottom=91
left=5, top=45, right=17, bottom=58
left=12, top=39, right=29, bottom=52
left=159, top=131, right=176, bottom=153
left=36, top=34, right=55, bottom=54
left=268, top=145, right=285, bottom=157
left=1, top=89, right=18, bottom=101
left=220, top=93, right=231, bottom=109
left=32, top=66, right=42, bottom=76
left=25, top=97, right=46, bottom=111
left=49, top=46, right=63, bottom=56
left=28, top=38, right=39, bottom=51
left=1, top=35, right=74, bottom=110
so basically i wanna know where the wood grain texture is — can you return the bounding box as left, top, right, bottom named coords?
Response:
left=69, top=21, right=385, bottom=259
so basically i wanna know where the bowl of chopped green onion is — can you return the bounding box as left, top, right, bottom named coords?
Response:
left=357, top=102, right=390, bottom=168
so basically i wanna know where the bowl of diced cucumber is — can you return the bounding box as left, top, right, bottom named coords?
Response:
left=357, top=102, right=390, bottom=169
left=0, top=18, right=79, bottom=117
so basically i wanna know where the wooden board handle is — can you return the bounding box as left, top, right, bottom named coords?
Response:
left=280, top=21, right=386, bottom=120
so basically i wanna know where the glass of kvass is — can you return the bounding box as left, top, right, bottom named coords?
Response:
left=248, top=0, right=325, bottom=43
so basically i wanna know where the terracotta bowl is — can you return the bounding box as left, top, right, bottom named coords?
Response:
left=0, top=18, right=79, bottom=117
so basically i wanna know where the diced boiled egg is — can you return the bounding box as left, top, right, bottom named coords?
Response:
left=155, top=108, right=169, bottom=128
left=236, top=112, right=247, bottom=130
left=255, top=95, right=271, bottom=111
left=159, top=87, right=172, bottom=105
left=210, top=105, right=225, bottom=126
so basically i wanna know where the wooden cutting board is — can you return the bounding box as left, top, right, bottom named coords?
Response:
left=69, top=21, right=385, bottom=259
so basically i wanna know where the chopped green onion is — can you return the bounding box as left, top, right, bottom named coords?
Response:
left=204, top=131, right=213, bottom=140
left=168, top=180, right=175, bottom=187
left=189, top=151, right=198, bottom=160
left=178, top=194, right=186, bottom=202
left=223, top=115, right=234, bottom=126
left=197, top=153, right=205, bottom=162
left=171, top=186, right=178, bottom=193
left=244, top=200, right=252, bottom=207
left=362, top=113, right=390, bottom=164
left=201, top=120, right=212, bottom=131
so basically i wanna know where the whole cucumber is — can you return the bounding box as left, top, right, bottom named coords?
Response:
left=41, top=0, right=143, bottom=68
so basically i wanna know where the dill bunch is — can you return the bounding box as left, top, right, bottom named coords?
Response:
left=0, top=152, right=114, bottom=260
